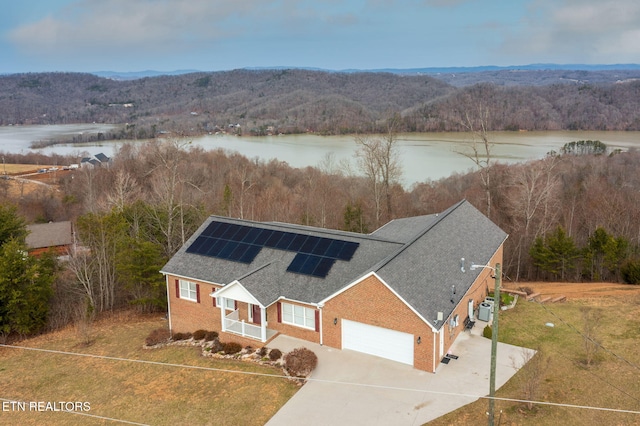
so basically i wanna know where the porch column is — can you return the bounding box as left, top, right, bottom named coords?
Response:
left=260, top=306, right=267, bottom=342
left=220, top=297, right=226, bottom=332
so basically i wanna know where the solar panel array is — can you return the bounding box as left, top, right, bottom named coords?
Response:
left=186, top=221, right=359, bottom=278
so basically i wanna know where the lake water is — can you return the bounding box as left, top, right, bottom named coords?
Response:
left=1, top=124, right=639, bottom=186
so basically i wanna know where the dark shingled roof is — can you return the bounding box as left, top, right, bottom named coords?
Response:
left=26, top=221, right=73, bottom=249
left=161, top=200, right=507, bottom=328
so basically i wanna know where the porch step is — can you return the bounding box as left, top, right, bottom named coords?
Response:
left=526, top=292, right=541, bottom=301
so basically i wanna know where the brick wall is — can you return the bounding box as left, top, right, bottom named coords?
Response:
left=322, top=273, right=436, bottom=372
left=439, top=246, right=504, bottom=358
left=167, top=275, right=222, bottom=334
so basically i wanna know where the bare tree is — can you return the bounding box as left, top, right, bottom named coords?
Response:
left=510, top=347, right=549, bottom=411
left=581, top=307, right=603, bottom=367
left=354, top=119, right=402, bottom=227
left=508, top=157, right=559, bottom=280
left=457, top=102, right=494, bottom=218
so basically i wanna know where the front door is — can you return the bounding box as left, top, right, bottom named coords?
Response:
left=252, top=304, right=261, bottom=325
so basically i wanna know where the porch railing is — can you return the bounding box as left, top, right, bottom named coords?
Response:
left=224, top=310, right=262, bottom=340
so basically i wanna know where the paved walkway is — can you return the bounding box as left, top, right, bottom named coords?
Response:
left=266, top=321, right=534, bottom=425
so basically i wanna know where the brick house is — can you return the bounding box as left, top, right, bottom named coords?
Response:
left=161, top=200, right=507, bottom=373
left=25, top=221, right=74, bottom=257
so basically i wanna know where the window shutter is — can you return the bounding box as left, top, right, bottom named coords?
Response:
left=212, top=288, right=217, bottom=307
left=234, top=300, right=238, bottom=310
left=196, top=284, right=201, bottom=303
left=314, top=310, right=320, bottom=332
left=175, top=279, right=180, bottom=298
left=277, top=302, right=282, bottom=323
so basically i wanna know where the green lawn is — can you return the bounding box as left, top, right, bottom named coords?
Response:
left=428, top=291, right=640, bottom=425
left=0, top=312, right=298, bottom=425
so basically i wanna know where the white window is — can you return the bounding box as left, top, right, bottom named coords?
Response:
left=179, top=280, right=198, bottom=302
left=282, top=303, right=315, bottom=329
left=216, top=297, right=236, bottom=311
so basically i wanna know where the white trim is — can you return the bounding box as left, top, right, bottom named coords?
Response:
left=160, top=271, right=222, bottom=287
left=281, top=302, right=316, bottom=330
left=165, top=276, right=172, bottom=332
left=214, top=280, right=263, bottom=307
left=320, top=271, right=439, bottom=332
left=178, top=279, right=198, bottom=302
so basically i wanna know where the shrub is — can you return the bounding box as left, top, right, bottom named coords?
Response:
left=257, top=347, right=268, bottom=357
left=204, top=331, right=219, bottom=341
left=209, top=339, right=223, bottom=353
left=268, top=348, right=282, bottom=361
left=284, top=347, right=318, bottom=377
left=145, top=328, right=170, bottom=346
left=622, top=259, right=640, bottom=284
left=222, top=341, right=243, bottom=354
left=172, top=332, right=192, bottom=341
left=483, top=325, right=492, bottom=339
left=192, top=329, right=207, bottom=340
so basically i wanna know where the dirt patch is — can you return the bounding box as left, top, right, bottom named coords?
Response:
left=506, top=281, right=640, bottom=299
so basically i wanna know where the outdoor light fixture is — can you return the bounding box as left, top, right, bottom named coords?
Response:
left=417, top=336, right=421, bottom=344
left=333, top=317, right=338, bottom=325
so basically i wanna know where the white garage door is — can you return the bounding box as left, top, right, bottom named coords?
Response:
left=342, top=319, right=414, bottom=366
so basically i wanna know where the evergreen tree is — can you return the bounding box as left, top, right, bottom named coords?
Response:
left=0, top=204, right=27, bottom=246
left=530, top=226, right=580, bottom=281
left=0, top=239, right=55, bottom=337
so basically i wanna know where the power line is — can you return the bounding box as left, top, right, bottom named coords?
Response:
left=534, top=300, right=640, bottom=372
left=2, top=343, right=640, bottom=417
left=504, top=299, right=640, bottom=406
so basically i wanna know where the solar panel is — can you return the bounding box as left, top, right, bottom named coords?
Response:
left=242, top=227, right=262, bottom=244
left=310, top=237, right=331, bottom=255
left=239, top=245, right=261, bottom=263
left=300, top=236, right=320, bottom=253
left=185, top=220, right=360, bottom=278
left=201, top=222, right=220, bottom=238
left=232, top=226, right=251, bottom=241
left=274, top=232, right=295, bottom=250
left=253, top=229, right=272, bottom=245
left=325, top=240, right=345, bottom=258
left=313, top=257, right=335, bottom=278
left=219, top=223, right=240, bottom=240
left=265, top=231, right=284, bottom=248
left=288, top=234, right=307, bottom=252
left=338, top=241, right=359, bottom=260
left=186, top=235, right=207, bottom=254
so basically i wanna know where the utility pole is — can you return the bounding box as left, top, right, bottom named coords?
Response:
left=488, top=263, right=501, bottom=426
left=471, top=262, right=501, bottom=426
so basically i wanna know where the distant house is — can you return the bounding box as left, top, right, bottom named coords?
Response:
left=80, top=153, right=111, bottom=168
left=26, top=221, right=74, bottom=257
left=161, top=200, right=507, bottom=372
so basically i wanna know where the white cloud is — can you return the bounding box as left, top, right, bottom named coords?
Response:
left=500, top=0, right=640, bottom=63
left=7, top=0, right=357, bottom=56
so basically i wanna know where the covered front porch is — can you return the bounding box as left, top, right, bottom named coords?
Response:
left=213, top=280, right=276, bottom=343
left=223, top=309, right=278, bottom=341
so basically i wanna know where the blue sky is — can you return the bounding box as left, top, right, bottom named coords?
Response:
left=2, top=0, right=639, bottom=73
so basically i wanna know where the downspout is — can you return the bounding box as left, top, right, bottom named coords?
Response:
left=165, top=275, right=172, bottom=335
left=432, top=332, right=436, bottom=372
left=318, top=304, right=324, bottom=346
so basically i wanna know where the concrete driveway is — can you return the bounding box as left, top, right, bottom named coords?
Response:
left=266, top=323, right=534, bottom=425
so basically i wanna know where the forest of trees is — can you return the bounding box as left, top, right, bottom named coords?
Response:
left=1, top=136, right=640, bottom=338
left=1, top=70, right=640, bottom=137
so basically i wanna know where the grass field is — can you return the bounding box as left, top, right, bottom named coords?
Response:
left=428, top=288, right=640, bottom=425
left=0, top=312, right=298, bottom=425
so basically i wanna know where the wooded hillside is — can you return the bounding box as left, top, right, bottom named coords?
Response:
left=1, top=69, right=640, bottom=136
